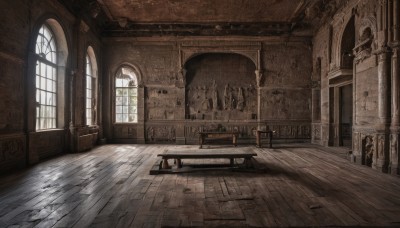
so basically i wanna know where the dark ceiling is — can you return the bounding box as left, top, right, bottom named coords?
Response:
left=61, top=0, right=343, bottom=37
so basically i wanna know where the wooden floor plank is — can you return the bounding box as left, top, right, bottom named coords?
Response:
left=1, top=144, right=400, bottom=227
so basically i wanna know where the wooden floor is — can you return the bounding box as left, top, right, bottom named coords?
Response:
left=1, top=144, right=400, bottom=227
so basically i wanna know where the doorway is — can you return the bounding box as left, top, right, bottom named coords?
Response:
left=340, top=84, right=352, bottom=147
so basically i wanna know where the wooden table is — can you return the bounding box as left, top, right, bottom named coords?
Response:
left=198, top=131, right=239, bottom=148
left=255, top=130, right=274, bottom=148
left=156, top=148, right=257, bottom=170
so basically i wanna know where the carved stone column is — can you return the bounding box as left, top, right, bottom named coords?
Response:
left=390, top=0, right=400, bottom=174
left=255, top=69, right=263, bottom=129
left=373, top=50, right=391, bottom=172
left=175, top=68, right=186, bottom=144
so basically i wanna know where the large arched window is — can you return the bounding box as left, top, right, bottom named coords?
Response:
left=115, top=66, right=138, bottom=123
left=35, top=24, right=57, bottom=130
left=85, top=47, right=97, bottom=126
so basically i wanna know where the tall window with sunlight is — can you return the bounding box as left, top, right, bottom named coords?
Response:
left=115, top=67, right=138, bottom=123
left=86, top=54, right=93, bottom=125
left=35, top=24, right=57, bottom=130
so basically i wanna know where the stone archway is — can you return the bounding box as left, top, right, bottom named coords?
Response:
left=179, top=45, right=263, bottom=122
left=183, top=53, right=257, bottom=121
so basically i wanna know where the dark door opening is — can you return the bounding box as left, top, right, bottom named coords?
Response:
left=340, top=84, right=352, bottom=148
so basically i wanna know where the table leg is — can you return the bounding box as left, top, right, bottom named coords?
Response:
left=269, top=131, right=273, bottom=148
left=199, top=135, right=204, bottom=149
left=256, top=131, right=261, bottom=147
left=233, top=134, right=237, bottom=147
left=230, top=158, right=234, bottom=166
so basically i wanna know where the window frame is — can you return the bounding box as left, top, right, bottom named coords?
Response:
left=85, top=54, right=94, bottom=126
left=114, top=66, right=138, bottom=124
left=35, top=23, right=58, bottom=131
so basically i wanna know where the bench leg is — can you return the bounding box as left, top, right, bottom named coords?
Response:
left=161, top=158, right=170, bottom=169
left=233, top=135, right=237, bottom=147
left=176, top=159, right=182, bottom=168
left=244, top=158, right=253, bottom=168
left=230, top=158, right=234, bottom=166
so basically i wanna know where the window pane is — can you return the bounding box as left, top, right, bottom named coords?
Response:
left=116, top=114, right=122, bottom=122
left=40, top=91, right=46, bottom=104
left=116, top=106, right=122, bottom=114
left=116, top=88, right=123, bottom=96
left=116, top=97, right=122, bottom=105
left=40, top=76, right=45, bottom=89
left=122, top=114, right=128, bottom=122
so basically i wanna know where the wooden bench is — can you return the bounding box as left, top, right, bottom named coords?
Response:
left=150, top=148, right=257, bottom=174
left=255, top=130, right=274, bottom=148
left=198, top=131, right=239, bottom=148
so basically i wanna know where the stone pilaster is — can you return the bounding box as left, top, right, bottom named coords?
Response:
left=389, top=133, right=400, bottom=175
left=389, top=0, right=400, bottom=175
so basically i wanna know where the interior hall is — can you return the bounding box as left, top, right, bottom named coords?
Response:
left=1, top=0, right=400, bottom=227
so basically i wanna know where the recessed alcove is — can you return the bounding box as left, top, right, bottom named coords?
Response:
left=184, top=53, right=257, bottom=121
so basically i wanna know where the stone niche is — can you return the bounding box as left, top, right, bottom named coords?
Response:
left=185, top=53, right=257, bottom=121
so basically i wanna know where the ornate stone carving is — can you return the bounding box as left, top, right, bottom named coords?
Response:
left=313, top=124, right=321, bottom=140
left=146, top=126, right=175, bottom=142
left=362, top=135, right=374, bottom=167
left=390, top=134, right=398, bottom=165
left=354, top=19, right=377, bottom=63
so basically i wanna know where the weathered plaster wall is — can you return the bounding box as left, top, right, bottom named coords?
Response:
left=0, top=0, right=102, bottom=173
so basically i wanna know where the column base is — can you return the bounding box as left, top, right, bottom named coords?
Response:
left=373, top=160, right=389, bottom=173
left=389, top=164, right=400, bottom=175
left=352, top=155, right=362, bottom=165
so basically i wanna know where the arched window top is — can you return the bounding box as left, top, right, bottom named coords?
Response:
left=116, top=66, right=137, bottom=87
left=35, top=24, right=56, bottom=64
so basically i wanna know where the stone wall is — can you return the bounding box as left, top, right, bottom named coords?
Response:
left=103, top=38, right=312, bottom=144
left=0, top=0, right=102, bottom=173
left=312, top=0, right=400, bottom=174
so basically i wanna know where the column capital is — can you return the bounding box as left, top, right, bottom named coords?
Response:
left=374, top=46, right=392, bottom=55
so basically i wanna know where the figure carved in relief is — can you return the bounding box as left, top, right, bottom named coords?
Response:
left=201, top=86, right=210, bottom=111
left=168, top=127, right=175, bottom=141
left=378, top=135, right=384, bottom=159
left=224, top=84, right=232, bottom=110
left=354, top=27, right=374, bottom=63
left=364, top=135, right=374, bottom=167
left=212, top=80, right=218, bottom=110
left=147, top=127, right=154, bottom=141
left=237, top=87, right=244, bottom=111
left=391, top=134, right=398, bottom=161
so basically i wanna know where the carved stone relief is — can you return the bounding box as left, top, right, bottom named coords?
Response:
left=312, top=124, right=321, bottom=140
left=185, top=53, right=257, bottom=120
left=390, top=134, right=398, bottom=162
left=362, top=135, right=374, bottom=167
left=353, top=16, right=377, bottom=64
left=146, top=126, right=175, bottom=142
